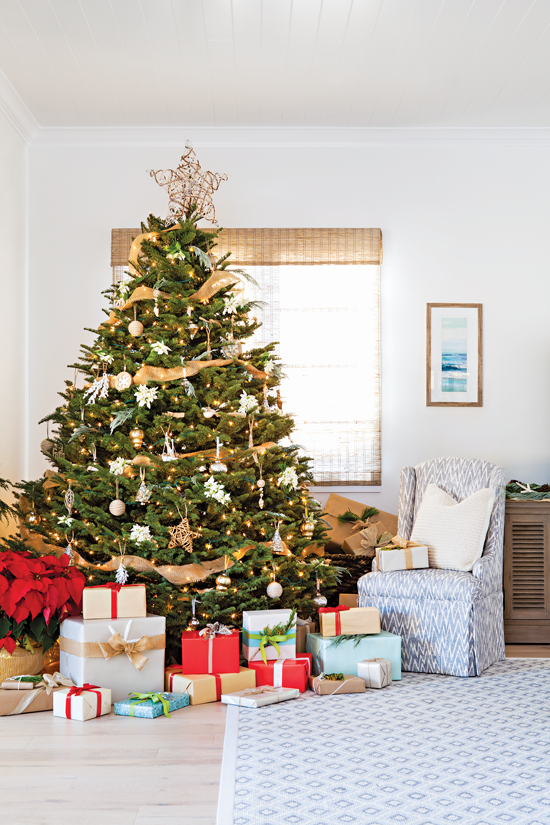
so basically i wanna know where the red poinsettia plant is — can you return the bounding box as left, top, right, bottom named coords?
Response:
left=0, top=550, right=85, bottom=655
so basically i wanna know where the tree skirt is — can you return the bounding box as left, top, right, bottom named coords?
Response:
left=217, top=659, right=550, bottom=825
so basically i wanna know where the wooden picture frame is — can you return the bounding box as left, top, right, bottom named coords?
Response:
left=426, top=303, right=483, bottom=407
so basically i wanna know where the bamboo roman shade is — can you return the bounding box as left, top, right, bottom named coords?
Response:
left=111, top=227, right=382, bottom=487
left=111, top=228, right=382, bottom=268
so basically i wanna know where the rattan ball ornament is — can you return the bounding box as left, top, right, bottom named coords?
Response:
left=215, top=573, right=232, bottom=591
left=109, top=499, right=126, bottom=516
left=128, top=320, right=144, bottom=337
left=40, top=438, right=54, bottom=454
left=267, top=581, right=283, bottom=599
left=129, top=427, right=144, bottom=449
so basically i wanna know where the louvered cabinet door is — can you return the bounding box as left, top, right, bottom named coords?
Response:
left=504, top=501, right=550, bottom=643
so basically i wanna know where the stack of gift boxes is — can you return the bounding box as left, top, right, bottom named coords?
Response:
left=55, top=582, right=186, bottom=720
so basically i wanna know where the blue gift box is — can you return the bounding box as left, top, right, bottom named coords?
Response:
left=114, top=692, right=189, bottom=718
left=306, top=631, right=402, bottom=680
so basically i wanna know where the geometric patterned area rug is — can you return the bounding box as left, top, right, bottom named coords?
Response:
left=217, top=659, right=550, bottom=825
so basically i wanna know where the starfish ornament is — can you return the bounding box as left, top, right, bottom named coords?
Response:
left=149, top=143, right=228, bottom=225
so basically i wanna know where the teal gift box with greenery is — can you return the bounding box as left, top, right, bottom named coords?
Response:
left=114, top=691, right=189, bottom=718
left=306, top=631, right=402, bottom=680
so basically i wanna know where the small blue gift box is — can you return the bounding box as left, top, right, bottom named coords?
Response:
left=306, top=631, right=402, bottom=680
left=114, top=691, right=189, bottom=718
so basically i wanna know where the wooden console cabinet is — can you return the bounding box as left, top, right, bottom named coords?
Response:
left=504, top=500, right=550, bottom=643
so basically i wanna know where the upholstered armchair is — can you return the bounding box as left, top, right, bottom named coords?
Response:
left=357, top=457, right=506, bottom=677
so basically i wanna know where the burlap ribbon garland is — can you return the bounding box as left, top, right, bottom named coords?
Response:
left=7, top=671, right=75, bottom=716
left=59, top=632, right=165, bottom=671
left=106, top=358, right=267, bottom=387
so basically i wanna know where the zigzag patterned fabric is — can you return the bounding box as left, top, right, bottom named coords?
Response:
left=358, top=457, right=506, bottom=677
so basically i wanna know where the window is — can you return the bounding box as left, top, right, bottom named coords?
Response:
left=111, top=227, right=382, bottom=487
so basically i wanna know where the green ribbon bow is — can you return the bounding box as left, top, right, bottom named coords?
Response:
left=127, top=692, right=171, bottom=718
left=247, top=632, right=292, bottom=665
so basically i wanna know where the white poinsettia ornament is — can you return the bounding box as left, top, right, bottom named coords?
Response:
left=57, top=515, right=74, bottom=528
left=223, top=294, right=241, bottom=315
left=109, top=457, right=130, bottom=475
left=151, top=340, right=171, bottom=356
left=204, top=476, right=231, bottom=505
left=135, top=385, right=158, bottom=409
left=238, top=390, right=259, bottom=415
left=130, top=524, right=152, bottom=544
left=279, top=466, right=299, bottom=490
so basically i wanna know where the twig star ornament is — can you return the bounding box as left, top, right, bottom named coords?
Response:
left=149, top=143, right=228, bottom=225
left=168, top=504, right=200, bottom=551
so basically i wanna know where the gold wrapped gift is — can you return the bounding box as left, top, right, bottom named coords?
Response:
left=0, top=672, right=74, bottom=716
left=82, top=584, right=147, bottom=620
left=319, top=607, right=381, bottom=637
left=165, top=666, right=256, bottom=705
left=324, top=494, right=397, bottom=551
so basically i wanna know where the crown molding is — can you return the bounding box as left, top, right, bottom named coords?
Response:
left=30, top=125, right=550, bottom=147
left=0, top=68, right=39, bottom=144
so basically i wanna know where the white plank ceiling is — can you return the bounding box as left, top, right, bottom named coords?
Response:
left=2, top=0, right=550, bottom=129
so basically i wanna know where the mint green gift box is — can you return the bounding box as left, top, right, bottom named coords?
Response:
left=306, top=631, right=401, bottom=680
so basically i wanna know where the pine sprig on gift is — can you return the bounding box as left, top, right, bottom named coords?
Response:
left=329, top=633, right=377, bottom=648
left=260, top=608, right=297, bottom=638
left=337, top=507, right=379, bottom=524
left=323, top=673, right=345, bottom=681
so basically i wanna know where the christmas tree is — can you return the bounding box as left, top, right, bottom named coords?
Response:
left=11, top=148, right=338, bottom=661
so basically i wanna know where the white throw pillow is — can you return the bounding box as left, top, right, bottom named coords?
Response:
left=410, top=483, right=494, bottom=572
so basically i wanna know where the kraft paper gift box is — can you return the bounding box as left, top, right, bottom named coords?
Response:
left=53, top=684, right=111, bottom=721
left=221, top=685, right=299, bottom=708
left=1, top=675, right=42, bottom=690
left=181, top=628, right=240, bottom=674
left=341, top=521, right=394, bottom=556
left=324, top=493, right=398, bottom=551
left=165, top=666, right=256, bottom=704
left=375, top=543, right=429, bottom=572
left=0, top=672, right=74, bottom=717
left=82, top=583, right=147, bottom=620
left=247, top=654, right=312, bottom=693
left=339, top=594, right=358, bottom=608
left=357, top=658, right=392, bottom=689
left=59, top=614, right=165, bottom=704
left=296, top=618, right=317, bottom=653
left=306, top=631, right=402, bottom=680
left=242, top=609, right=297, bottom=662
left=319, top=606, right=381, bottom=637
left=309, top=674, right=366, bottom=695
left=114, top=692, right=189, bottom=718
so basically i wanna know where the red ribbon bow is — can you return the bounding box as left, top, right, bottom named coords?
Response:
left=318, top=605, right=350, bottom=635
left=65, top=683, right=102, bottom=719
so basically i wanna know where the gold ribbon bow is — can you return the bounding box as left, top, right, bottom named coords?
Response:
left=360, top=524, right=394, bottom=552
left=98, top=633, right=154, bottom=672
left=7, top=672, right=74, bottom=716
left=348, top=519, right=371, bottom=536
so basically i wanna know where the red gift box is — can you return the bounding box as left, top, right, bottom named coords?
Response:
left=181, top=630, right=240, bottom=674
left=247, top=654, right=312, bottom=693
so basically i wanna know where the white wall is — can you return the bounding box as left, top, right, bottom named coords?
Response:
left=0, top=109, right=27, bottom=522
left=27, top=138, right=550, bottom=516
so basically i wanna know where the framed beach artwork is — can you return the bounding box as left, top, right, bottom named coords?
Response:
left=426, top=303, right=482, bottom=407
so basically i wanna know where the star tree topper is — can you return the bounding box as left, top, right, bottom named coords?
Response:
left=149, top=142, right=228, bottom=225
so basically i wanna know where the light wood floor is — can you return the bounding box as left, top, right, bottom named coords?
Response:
left=0, top=699, right=226, bottom=825
left=3, top=646, right=549, bottom=825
